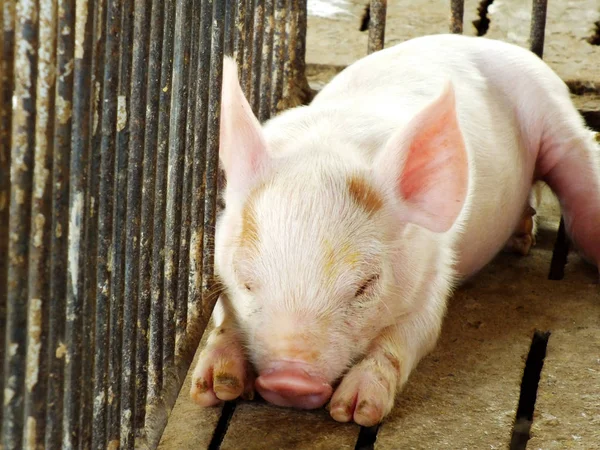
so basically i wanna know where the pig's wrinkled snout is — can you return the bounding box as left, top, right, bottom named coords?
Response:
left=255, top=362, right=333, bottom=410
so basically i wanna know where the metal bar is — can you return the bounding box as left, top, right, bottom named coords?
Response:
left=3, top=1, right=38, bottom=447
left=44, top=0, right=75, bottom=447
left=288, top=0, right=313, bottom=107
left=176, top=0, right=202, bottom=356
left=187, top=0, right=213, bottom=330
left=240, top=0, right=255, bottom=97
left=270, top=0, right=287, bottom=113
left=224, top=0, right=235, bottom=56
left=119, top=0, right=152, bottom=447
left=258, top=0, right=275, bottom=122
left=145, top=0, right=176, bottom=427
left=367, top=0, right=387, bottom=54
left=281, top=0, right=294, bottom=105
left=530, top=0, right=548, bottom=58
left=91, top=0, right=124, bottom=447
left=450, top=0, right=464, bottom=34
left=23, top=0, right=57, bottom=447
left=250, top=0, right=265, bottom=114
left=162, top=0, right=194, bottom=398
left=135, top=0, right=165, bottom=434
left=78, top=0, right=108, bottom=446
left=106, top=0, right=134, bottom=444
left=232, top=0, right=247, bottom=67
left=0, top=4, right=16, bottom=435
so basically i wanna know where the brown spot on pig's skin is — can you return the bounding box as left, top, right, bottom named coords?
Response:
left=347, top=175, right=383, bottom=216
left=239, top=182, right=267, bottom=251
left=214, top=373, right=241, bottom=390
left=195, top=378, right=210, bottom=394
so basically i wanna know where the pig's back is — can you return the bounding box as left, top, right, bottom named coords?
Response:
left=268, top=35, right=555, bottom=278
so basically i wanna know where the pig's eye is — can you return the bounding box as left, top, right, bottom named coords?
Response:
left=244, top=283, right=252, bottom=292
left=354, top=274, right=379, bottom=297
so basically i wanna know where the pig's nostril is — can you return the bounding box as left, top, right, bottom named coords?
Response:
left=255, top=367, right=332, bottom=410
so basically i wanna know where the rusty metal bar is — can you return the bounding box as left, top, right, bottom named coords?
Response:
left=162, top=0, right=194, bottom=398
left=91, top=0, right=125, bottom=447
left=174, top=0, right=200, bottom=361
left=78, top=0, right=108, bottom=446
left=241, top=0, right=255, bottom=97
left=119, top=0, right=152, bottom=447
left=224, top=0, right=235, bottom=56
left=367, top=0, right=387, bottom=54
left=187, top=0, right=213, bottom=329
left=285, top=0, right=313, bottom=107
left=530, top=0, right=548, bottom=58
left=145, top=0, right=175, bottom=427
left=0, top=3, right=16, bottom=437
left=44, top=0, right=74, bottom=447
left=135, top=0, right=165, bottom=434
left=106, top=0, right=134, bottom=444
left=258, top=0, right=275, bottom=122
left=23, top=0, right=57, bottom=447
left=450, top=0, right=464, bottom=34
left=270, top=0, right=287, bottom=113
left=232, top=0, right=247, bottom=69
left=250, top=0, right=265, bottom=114
left=2, top=0, right=38, bottom=447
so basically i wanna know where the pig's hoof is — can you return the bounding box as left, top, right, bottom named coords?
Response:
left=504, top=233, right=535, bottom=256
left=190, top=329, right=253, bottom=406
left=329, top=360, right=397, bottom=427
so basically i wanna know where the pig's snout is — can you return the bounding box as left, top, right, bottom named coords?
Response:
left=255, top=361, right=333, bottom=410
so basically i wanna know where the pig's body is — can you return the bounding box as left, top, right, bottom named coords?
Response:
left=191, top=34, right=600, bottom=426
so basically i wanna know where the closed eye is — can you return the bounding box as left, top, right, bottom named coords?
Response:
left=354, top=274, right=379, bottom=297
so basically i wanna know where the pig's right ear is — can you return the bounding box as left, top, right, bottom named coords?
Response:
left=373, top=82, right=468, bottom=233
left=219, top=57, right=269, bottom=192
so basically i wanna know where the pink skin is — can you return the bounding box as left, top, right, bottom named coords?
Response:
left=192, top=34, right=600, bottom=426
left=255, top=361, right=333, bottom=409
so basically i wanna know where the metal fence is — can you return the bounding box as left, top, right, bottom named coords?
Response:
left=0, top=0, right=311, bottom=448
left=1, top=0, right=596, bottom=449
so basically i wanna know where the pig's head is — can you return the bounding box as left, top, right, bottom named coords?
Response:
left=215, top=58, right=468, bottom=409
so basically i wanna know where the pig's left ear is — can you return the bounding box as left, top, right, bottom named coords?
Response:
left=220, top=57, right=269, bottom=192
left=374, top=82, right=468, bottom=233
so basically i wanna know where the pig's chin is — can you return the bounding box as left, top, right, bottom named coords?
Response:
left=254, top=364, right=334, bottom=410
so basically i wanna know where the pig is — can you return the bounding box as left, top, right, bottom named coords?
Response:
left=190, top=34, right=600, bottom=426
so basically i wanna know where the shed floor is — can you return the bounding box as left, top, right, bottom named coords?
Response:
left=159, top=2, right=599, bottom=448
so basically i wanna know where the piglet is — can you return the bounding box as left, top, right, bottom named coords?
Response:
left=190, top=34, right=600, bottom=426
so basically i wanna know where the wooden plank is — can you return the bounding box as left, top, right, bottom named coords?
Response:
left=220, top=402, right=360, bottom=450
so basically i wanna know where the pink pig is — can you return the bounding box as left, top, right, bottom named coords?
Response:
left=190, top=34, right=600, bottom=426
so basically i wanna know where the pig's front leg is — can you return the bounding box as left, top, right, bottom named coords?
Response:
left=190, top=298, right=254, bottom=406
left=329, top=306, right=443, bottom=427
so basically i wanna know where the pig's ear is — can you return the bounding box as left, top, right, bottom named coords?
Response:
left=374, top=82, right=468, bottom=233
left=220, top=57, right=269, bottom=192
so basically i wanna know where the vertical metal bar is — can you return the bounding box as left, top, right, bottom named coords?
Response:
left=232, top=0, right=247, bottom=67
left=45, top=0, right=74, bottom=447
left=176, top=0, right=201, bottom=356
left=250, top=0, right=265, bottom=114
left=224, top=0, right=235, bottom=55
left=240, top=0, right=255, bottom=97
left=23, top=0, right=57, bottom=447
left=3, top=0, right=38, bottom=447
left=281, top=0, right=294, bottom=105
left=202, top=0, right=226, bottom=320
left=270, top=0, right=287, bottom=113
left=92, top=0, right=124, bottom=447
left=258, top=0, right=275, bottom=122
left=450, top=0, right=464, bottom=34
left=367, top=0, right=386, bottom=54
left=286, top=0, right=313, bottom=107
left=78, top=0, right=107, bottom=446
left=187, top=0, right=213, bottom=329
left=0, top=0, right=16, bottom=441
left=120, top=0, right=151, bottom=448
left=135, top=0, right=165, bottom=434
left=146, top=0, right=175, bottom=426
left=530, top=0, right=548, bottom=58
left=162, top=0, right=194, bottom=392
left=106, top=0, right=134, bottom=444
